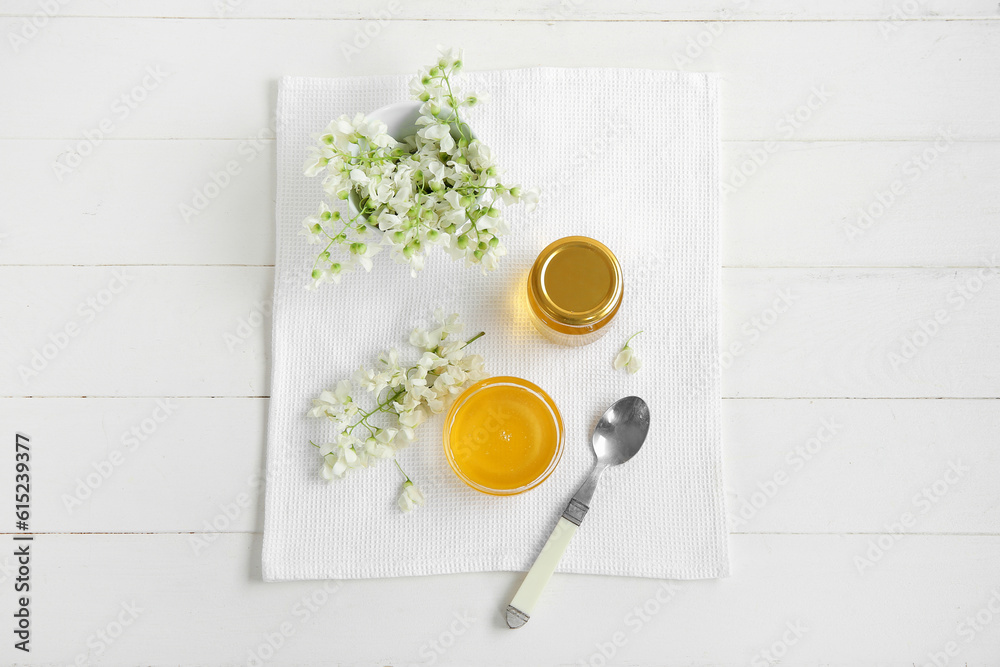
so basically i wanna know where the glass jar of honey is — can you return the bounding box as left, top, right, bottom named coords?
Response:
left=443, top=376, right=564, bottom=496
left=526, top=236, right=623, bottom=346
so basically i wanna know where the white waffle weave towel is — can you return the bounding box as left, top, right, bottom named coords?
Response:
left=263, top=68, right=729, bottom=581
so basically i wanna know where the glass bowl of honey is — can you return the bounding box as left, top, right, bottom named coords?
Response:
left=443, top=376, right=564, bottom=496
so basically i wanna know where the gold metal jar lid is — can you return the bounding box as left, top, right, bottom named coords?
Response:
left=527, top=236, right=623, bottom=335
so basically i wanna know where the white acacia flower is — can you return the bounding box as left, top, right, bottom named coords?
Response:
left=436, top=45, right=464, bottom=69
left=407, top=253, right=425, bottom=277
left=409, top=327, right=434, bottom=350
left=309, top=394, right=339, bottom=420
left=397, top=406, right=427, bottom=442
left=612, top=347, right=632, bottom=371
left=303, top=146, right=331, bottom=177
left=349, top=242, right=382, bottom=272
left=306, top=261, right=356, bottom=290
left=613, top=332, right=644, bottom=375
left=354, top=365, right=389, bottom=395
left=522, top=187, right=541, bottom=212
left=299, top=219, right=324, bottom=245
left=364, top=428, right=398, bottom=459
left=321, top=456, right=339, bottom=480
left=397, top=480, right=425, bottom=512
left=626, top=355, right=642, bottom=374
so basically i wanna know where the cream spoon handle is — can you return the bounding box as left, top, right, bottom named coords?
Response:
left=505, top=516, right=579, bottom=628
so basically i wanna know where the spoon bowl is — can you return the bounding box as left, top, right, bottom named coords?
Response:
left=592, top=396, right=650, bottom=466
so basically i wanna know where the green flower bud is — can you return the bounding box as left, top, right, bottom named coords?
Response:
left=319, top=251, right=330, bottom=261
left=337, top=190, right=349, bottom=200
left=457, top=234, right=469, bottom=249
left=488, top=236, right=499, bottom=248
left=330, top=263, right=342, bottom=274
left=356, top=242, right=367, bottom=254
left=427, top=229, right=439, bottom=242
left=477, top=241, right=488, bottom=251
left=510, top=186, right=521, bottom=197
left=310, top=223, right=322, bottom=234
left=485, top=166, right=496, bottom=177
left=487, top=207, right=500, bottom=218
left=392, top=231, right=406, bottom=244
left=444, top=224, right=456, bottom=234
left=419, top=91, right=430, bottom=102
left=460, top=195, right=473, bottom=208
left=321, top=134, right=334, bottom=145
left=431, top=65, right=441, bottom=75
left=473, top=249, right=484, bottom=260
left=332, top=210, right=342, bottom=221
left=311, top=269, right=322, bottom=279
left=465, top=95, right=477, bottom=106
left=320, top=210, right=332, bottom=221
left=421, top=76, right=432, bottom=85
left=453, top=60, right=463, bottom=70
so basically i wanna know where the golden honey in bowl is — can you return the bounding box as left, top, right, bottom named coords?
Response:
left=443, top=377, right=564, bottom=495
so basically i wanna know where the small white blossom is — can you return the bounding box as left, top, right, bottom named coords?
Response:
left=522, top=187, right=541, bottom=212
left=397, top=480, right=425, bottom=512
left=626, top=355, right=642, bottom=374
left=613, top=331, right=644, bottom=375
left=613, top=347, right=632, bottom=371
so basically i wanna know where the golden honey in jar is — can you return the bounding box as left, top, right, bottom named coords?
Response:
left=443, top=377, right=564, bottom=495
left=527, top=236, right=623, bottom=346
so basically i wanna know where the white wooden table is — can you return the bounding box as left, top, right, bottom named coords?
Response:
left=2, top=2, right=999, bottom=665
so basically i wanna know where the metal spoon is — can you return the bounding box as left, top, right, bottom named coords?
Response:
left=506, top=396, right=651, bottom=628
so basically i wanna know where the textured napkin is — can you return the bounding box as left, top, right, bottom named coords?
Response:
left=262, top=68, right=728, bottom=581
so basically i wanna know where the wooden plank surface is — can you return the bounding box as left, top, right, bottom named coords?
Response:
left=2, top=19, right=999, bottom=141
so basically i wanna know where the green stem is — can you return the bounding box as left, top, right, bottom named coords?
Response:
left=393, top=458, right=411, bottom=483
left=346, top=387, right=406, bottom=435
left=439, top=69, right=468, bottom=142
left=462, top=331, right=485, bottom=348
left=622, top=330, right=644, bottom=349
